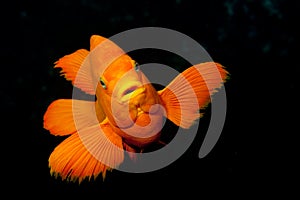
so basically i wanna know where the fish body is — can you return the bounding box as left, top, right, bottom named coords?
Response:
left=43, top=35, right=229, bottom=183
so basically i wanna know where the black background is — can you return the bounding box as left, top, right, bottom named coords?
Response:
left=2, top=0, right=298, bottom=198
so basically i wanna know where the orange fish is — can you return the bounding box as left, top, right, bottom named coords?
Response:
left=43, top=35, right=229, bottom=183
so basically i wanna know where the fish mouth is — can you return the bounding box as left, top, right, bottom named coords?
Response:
left=122, top=85, right=139, bottom=97
left=118, top=82, right=144, bottom=103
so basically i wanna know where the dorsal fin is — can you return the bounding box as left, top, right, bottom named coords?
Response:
left=90, top=35, right=108, bottom=50
left=54, top=35, right=125, bottom=95
left=54, top=47, right=95, bottom=95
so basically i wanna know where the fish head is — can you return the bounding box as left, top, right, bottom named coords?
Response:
left=95, top=55, right=165, bottom=147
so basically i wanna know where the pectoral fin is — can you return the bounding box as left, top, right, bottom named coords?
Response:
left=158, top=62, right=229, bottom=129
left=43, top=99, right=105, bottom=136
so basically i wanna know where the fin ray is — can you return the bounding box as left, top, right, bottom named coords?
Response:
left=49, top=123, right=124, bottom=183
left=54, top=49, right=96, bottom=94
left=43, top=99, right=104, bottom=136
left=90, top=35, right=108, bottom=50
left=158, top=62, right=229, bottom=129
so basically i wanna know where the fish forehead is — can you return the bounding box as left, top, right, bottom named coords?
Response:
left=103, top=54, right=134, bottom=81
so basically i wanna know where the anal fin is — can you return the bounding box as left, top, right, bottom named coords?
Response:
left=49, top=122, right=124, bottom=183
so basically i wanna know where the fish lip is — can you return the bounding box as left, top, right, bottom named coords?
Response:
left=122, top=85, right=139, bottom=97
left=119, top=85, right=145, bottom=104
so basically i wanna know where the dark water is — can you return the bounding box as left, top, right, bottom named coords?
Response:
left=3, top=0, right=297, bottom=198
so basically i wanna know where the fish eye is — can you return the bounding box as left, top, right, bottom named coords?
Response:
left=99, top=77, right=107, bottom=89
left=134, top=61, right=140, bottom=72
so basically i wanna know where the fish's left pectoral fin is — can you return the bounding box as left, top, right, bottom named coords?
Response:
left=158, top=62, right=229, bottom=129
left=43, top=99, right=102, bottom=136
left=48, top=123, right=124, bottom=183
